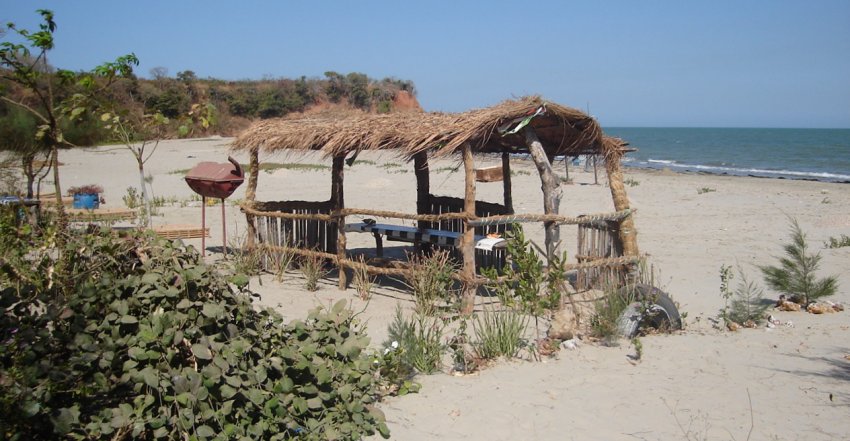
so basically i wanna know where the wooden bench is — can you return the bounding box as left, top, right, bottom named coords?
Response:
left=344, top=222, right=506, bottom=257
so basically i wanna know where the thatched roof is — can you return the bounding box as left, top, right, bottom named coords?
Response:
left=231, top=96, right=623, bottom=159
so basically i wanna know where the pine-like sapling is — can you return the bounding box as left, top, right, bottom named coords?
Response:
left=760, top=219, right=838, bottom=305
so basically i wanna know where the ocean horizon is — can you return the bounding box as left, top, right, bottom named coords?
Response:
left=604, top=127, right=850, bottom=183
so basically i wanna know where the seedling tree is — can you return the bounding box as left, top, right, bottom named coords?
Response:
left=760, top=219, right=838, bottom=306
left=100, top=111, right=168, bottom=226
left=0, top=9, right=138, bottom=230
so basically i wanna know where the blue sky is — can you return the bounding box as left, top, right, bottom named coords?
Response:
left=3, top=1, right=849, bottom=128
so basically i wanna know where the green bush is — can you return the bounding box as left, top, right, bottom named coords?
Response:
left=0, top=216, right=389, bottom=440
left=760, top=219, right=838, bottom=305
left=719, top=264, right=770, bottom=325
left=472, top=308, right=527, bottom=360
left=385, top=307, right=443, bottom=374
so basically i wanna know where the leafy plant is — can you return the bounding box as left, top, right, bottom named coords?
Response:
left=385, top=306, right=444, bottom=374
left=760, top=219, right=838, bottom=305
left=824, top=234, right=850, bottom=249
left=719, top=264, right=770, bottom=326
left=482, top=225, right=563, bottom=336
left=624, top=177, right=640, bottom=187
left=0, top=212, right=391, bottom=440
left=472, top=307, right=527, bottom=360
left=123, top=186, right=141, bottom=209
left=404, top=250, right=456, bottom=316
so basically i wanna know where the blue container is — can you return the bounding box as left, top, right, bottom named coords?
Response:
left=73, top=193, right=100, bottom=209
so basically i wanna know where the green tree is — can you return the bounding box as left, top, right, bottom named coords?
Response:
left=0, top=104, right=46, bottom=198
left=0, top=9, right=138, bottom=229
left=760, top=219, right=838, bottom=305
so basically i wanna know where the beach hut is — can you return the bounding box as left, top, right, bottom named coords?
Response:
left=231, top=96, right=640, bottom=312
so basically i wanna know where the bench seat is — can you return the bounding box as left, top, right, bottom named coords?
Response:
left=344, top=222, right=506, bottom=257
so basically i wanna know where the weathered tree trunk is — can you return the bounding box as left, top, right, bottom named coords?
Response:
left=501, top=151, right=513, bottom=213
left=50, top=146, right=67, bottom=231
left=414, top=152, right=430, bottom=229
left=460, top=144, right=477, bottom=314
left=332, top=156, right=347, bottom=290
left=21, top=154, right=35, bottom=199
left=524, top=128, right=562, bottom=262
left=604, top=151, right=638, bottom=256
left=138, top=159, right=150, bottom=226
left=245, top=147, right=260, bottom=248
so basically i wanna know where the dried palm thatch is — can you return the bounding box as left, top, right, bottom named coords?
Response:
left=231, top=96, right=624, bottom=159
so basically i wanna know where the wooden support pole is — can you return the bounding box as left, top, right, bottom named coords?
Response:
left=245, top=147, right=260, bottom=248
left=461, top=143, right=477, bottom=314
left=332, top=156, right=347, bottom=290
left=605, top=151, right=639, bottom=257
left=501, top=151, right=513, bottom=213
left=414, top=151, right=430, bottom=229
left=524, top=128, right=563, bottom=262
left=564, top=156, right=571, bottom=183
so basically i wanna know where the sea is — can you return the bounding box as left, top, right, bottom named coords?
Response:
left=602, top=128, right=850, bottom=183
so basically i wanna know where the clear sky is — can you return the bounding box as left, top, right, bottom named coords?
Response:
left=3, top=0, right=849, bottom=128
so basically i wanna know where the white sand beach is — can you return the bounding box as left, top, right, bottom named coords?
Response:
left=54, top=138, right=850, bottom=440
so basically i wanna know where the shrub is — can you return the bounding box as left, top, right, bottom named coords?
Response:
left=590, top=283, right=635, bottom=343
left=472, top=308, right=527, bottom=360
left=760, top=219, right=838, bottom=305
left=719, top=264, right=771, bottom=326
left=300, top=253, right=329, bottom=291
left=385, top=307, right=443, bottom=374
left=353, top=255, right=376, bottom=300
left=0, top=216, right=390, bottom=440
left=404, top=250, right=456, bottom=316
left=824, top=234, right=850, bottom=249
left=66, top=184, right=104, bottom=195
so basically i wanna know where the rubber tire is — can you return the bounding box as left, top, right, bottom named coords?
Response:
left=616, top=284, right=682, bottom=338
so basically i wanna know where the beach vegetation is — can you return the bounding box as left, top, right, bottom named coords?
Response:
left=0, top=210, right=391, bottom=440
left=352, top=255, right=376, bottom=300
left=385, top=306, right=444, bottom=374
left=824, top=234, right=850, bottom=249
left=624, top=177, right=640, bottom=187
left=299, top=252, right=329, bottom=292
left=482, top=225, right=563, bottom=337
left=697, top=187, right=716, bottom=194
left=404, top=249, right=457, bottom=316
left=1, top=9, right=138, bottom=229
left=379, top=162, right=403, bottom=169
left=510, top=169, right=531, bottom=177
left=590, top=283, right=636, bottom=343
left=718, top=264, right=770, bottom=326
left=472, top=307, right=528, bottom=360
left=760, top=219, right=838, bottom=305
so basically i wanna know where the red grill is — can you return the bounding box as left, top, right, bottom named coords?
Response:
left=184, top=156, right=244, bottom=199
left=183, top=156, right=244, bottom=257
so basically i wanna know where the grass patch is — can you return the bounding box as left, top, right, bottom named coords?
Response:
left=380, top=162, right=403, bottom=169
left=697, top=187, right=716, bottom=194
left=510, top=169, right=531, bottom=177
left=472, top=308, right=527, bottom=360
left=385, top=306, right=444, bottom=374
left=239, top=162, right=331, bottom=174
left=351, top=159, right=377, bottom=166
left=432, top=166, right=458, bottom=174
left=169, top=168, right=191, bottom=175
left=624, top=177, right=640, bottom=187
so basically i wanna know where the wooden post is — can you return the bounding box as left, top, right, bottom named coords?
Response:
left=564, top=156, right=570, bottom=184
left=605, top=150, right=638, bottom=257
left=332, top=155, right=347, bottom=290
left=461, top=144, right=477, bottom=314
left=593, top=155, right=599, bottom=185
left=501, top=151, right=513, bottom=213
left=414, top=151, right=430, bottom=229
left=524, top=128, right=562, bottom=262
left=245, top=147, right=260, bottom=248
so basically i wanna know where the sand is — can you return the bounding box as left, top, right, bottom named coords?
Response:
left=50, top=138, right=850, bottom=440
